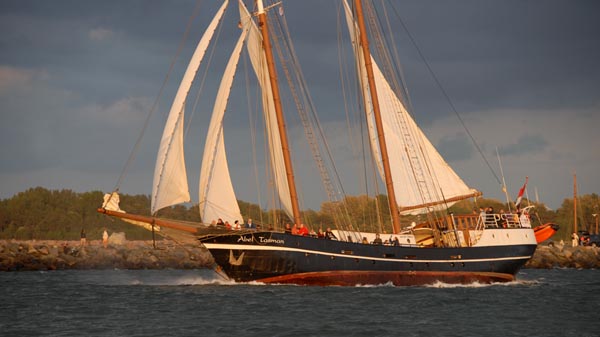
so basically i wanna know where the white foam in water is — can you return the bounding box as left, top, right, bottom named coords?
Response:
left=133, top=276, right=231, bottom=286
left=424, top=279, right=541, bottom=288
left=92, top=269, right=237, bottom=286
left=354, top=281, right=396, bottom=288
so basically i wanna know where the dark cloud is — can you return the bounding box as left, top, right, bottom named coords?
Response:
left=497, top=134, right=549, bottom=157
left=436, top=132, right=474, bottom=162
left=383, top=0, right=600, bottom=123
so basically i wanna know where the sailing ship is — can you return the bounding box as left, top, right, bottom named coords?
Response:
left=99, top=0, right=541, bottom=286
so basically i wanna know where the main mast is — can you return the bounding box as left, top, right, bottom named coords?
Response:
left=354, top=0, right=401, bottom=233
left=256, top=0, right=302, bottom=226
left=574, top=173, right=578, bottom=234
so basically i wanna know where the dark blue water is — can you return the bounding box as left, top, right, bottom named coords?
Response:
left=1, top=268, right=599, bottom=337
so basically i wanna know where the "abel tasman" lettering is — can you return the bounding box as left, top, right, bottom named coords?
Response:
left=236, top=235, right=284, bottom=245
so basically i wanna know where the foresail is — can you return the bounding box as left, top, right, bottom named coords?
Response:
left=198, top=26, right=248, bottom=225
left=239, top=1, right=294, bottom=219
left=343, top=1, right=478, bottom=214
left=151, top=1, right=229, bottom=214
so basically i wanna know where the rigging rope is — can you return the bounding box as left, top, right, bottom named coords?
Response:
left=243, top=52, right=266, bottom=226
left=270, top=4, right=359, bottom=232
left=112, top=0, right=206, bottom=193
left=187, top=5, right=228, bottom=139
left=386, top=1, right=503, bottom=186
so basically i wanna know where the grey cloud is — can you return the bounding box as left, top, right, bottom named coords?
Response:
left=436, top=132, right=474, bottom=162
left=497, top=134, right=548, bottom=157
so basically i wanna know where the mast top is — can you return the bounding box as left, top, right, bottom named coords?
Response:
left=256, top=0, right=265, bottom=14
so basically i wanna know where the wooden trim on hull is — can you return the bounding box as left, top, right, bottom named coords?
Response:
left=256, top=270, right=514, bottom=286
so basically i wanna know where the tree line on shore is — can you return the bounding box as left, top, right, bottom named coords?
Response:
left=0, top=187, right=598, bottom=241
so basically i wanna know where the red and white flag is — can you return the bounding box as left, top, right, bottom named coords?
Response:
left=515, top=176, right=528, bottom=208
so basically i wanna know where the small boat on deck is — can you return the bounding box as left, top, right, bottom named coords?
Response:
left=533, top=223, right=559, bottom=243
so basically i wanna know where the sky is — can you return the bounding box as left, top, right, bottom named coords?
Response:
left=1, top=0, right=599, bottom=213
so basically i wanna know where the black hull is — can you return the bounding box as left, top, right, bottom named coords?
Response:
left=200, top=231, right=537, bottom=286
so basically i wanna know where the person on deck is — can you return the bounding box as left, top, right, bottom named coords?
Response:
left=233, top=220, right=241, bottom=230
left=246, top=219, right=255, bottom=230
left=284, top=223, right=292, bottom=234
left=325, top=227, right=337, bottom=240
left=499, top=209, right=507, bottom=228
left=373, top=233, right=383, bottom=245
left=297, top=224, right=309, bottom=236
left=317, top=228, right=325, bottom=238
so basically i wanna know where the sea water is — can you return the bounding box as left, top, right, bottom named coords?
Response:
left=1, top=268, right=599, bottom=337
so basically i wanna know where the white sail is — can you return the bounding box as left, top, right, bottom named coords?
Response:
left=343, top=1, right=478, bottom=214
left=198, top=27, right=248, bottom=225
left=151, top=1, right=229, bottom=214
left=239, top=1, right=294, bottom=219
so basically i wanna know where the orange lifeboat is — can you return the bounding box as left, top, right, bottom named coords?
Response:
left=534, top=223, right=559, bottom=243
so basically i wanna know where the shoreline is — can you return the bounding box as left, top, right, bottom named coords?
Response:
left=1, top=239, right=598, bottom=272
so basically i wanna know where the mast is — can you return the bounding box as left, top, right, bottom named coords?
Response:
left=573, top=173, right=578, bottom=234
left=256, top=0, right=302, bottom=226
left=353, top=0, right=401, bottom=233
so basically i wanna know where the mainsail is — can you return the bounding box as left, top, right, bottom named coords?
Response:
left=239, top=1, right=294, bottom=219
left=343, top=1, right=479, bottom=214
left=198, top=24, right=248, bottom=225
left=151, top=0, right=229, bottom=214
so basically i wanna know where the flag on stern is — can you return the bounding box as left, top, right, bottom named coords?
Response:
left=515, top=176, right=528, bottom=209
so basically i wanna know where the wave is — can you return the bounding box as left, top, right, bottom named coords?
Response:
left=424, top=279, right=541, bottom=288
left=354, top=281, right=396, bottom=288
left=127, top=275, right=237, bottom=286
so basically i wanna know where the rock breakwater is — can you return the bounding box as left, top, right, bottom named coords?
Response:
left=525, top=244, right=600, bottom=269
left=0, top=238, right=214, bottom=271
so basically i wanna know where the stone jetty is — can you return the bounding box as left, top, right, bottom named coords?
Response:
left=1, top=235, right=599, bottom=271
left=0, top=234, right=214, bottom=271
left=524, top=243, right=600, bottom=269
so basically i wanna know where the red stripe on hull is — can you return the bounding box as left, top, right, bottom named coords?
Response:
left=255, top=270, right=514, bottom=286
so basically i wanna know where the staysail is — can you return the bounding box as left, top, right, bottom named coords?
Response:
left=198, top=26, right=248, bottom=225
left=151, top=1, right=229, bottom=215
left=239, top=1, right=294, bottom=219
left=343, top=1, right=479, bottom=214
